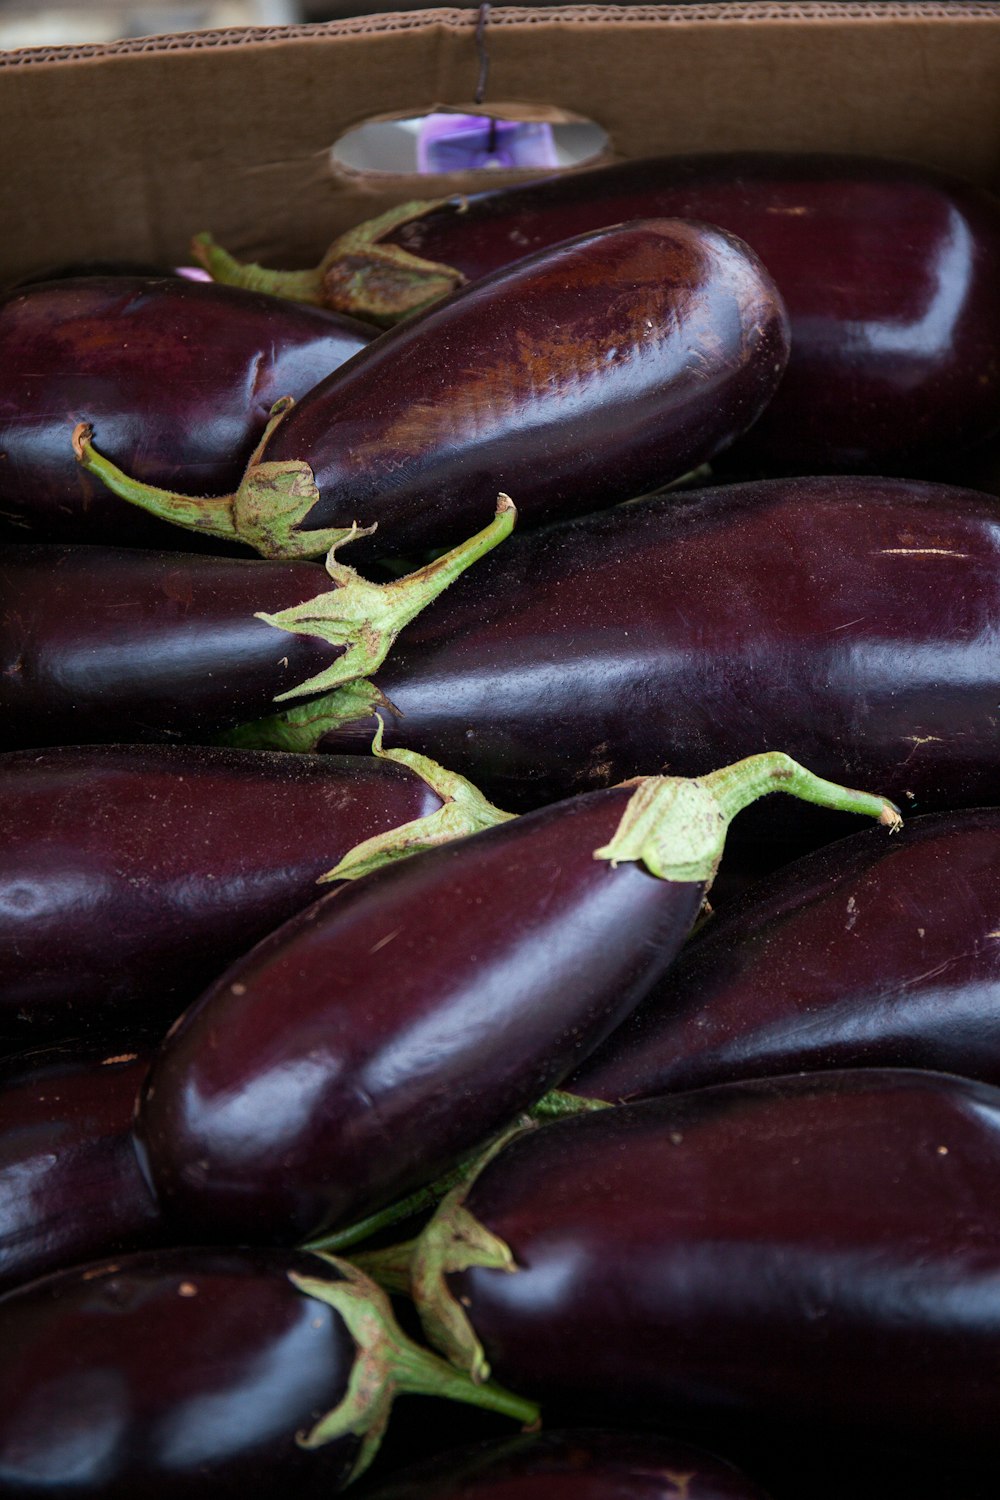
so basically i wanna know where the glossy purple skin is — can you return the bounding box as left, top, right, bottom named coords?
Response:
left=0, top=744, right=441, bottom=1044
left=0, top=1247, right=358, bottom=1497
left=0, top=275, right=374, bottom=548
left=447, top=1069, right=1000, bottom=1453
left=323, top=475, right=1000, bottom=838
left=365, top=1429, right=772, bottom=1500
left=572, top=809, right=1000, bottom=1103
left=0, top=544, right=343, bottom=747
left=273, top=219, right=788, bottom=556
left=137, top=785, right=704, bottom=1243
left=390, top=152, right=1000, bottom=474
left=0, top=1041, right=161, bottom=1293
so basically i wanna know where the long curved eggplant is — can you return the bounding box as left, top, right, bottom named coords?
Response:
left=410, top=1069, right=1000, bottom=1457
left=572, top=808, right=1000, bottom=1103
left=135, top=755, right=895, bottom=1244
left=0, top=743, right=512, bottom=1045
left=75, top=220, right=789, bottom=560
left=199, top=153, right=1000, bottom=476
left=0, top=1040, right=161, bottom=1293
left=242, top=475, right=1000, bottom=847
left=364, top=1429, right=772, bottom=1500
left=0, top=503, right=511, bottom=748
left=0, top=275, right=375, bottom=548
left=0, top=1248, right=535, bottom=1498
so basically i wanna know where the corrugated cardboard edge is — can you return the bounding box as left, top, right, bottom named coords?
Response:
left=3, top=2, right=1000, bottom=66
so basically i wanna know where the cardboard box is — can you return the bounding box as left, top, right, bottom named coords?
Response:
left=3, top=2, right=1000, bottom=284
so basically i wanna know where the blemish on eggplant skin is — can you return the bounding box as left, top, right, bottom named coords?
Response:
left=178, top=1282, right=198, bottom=1298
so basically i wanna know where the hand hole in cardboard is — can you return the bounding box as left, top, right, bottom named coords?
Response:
left=330, top=106, right=607, bottom=178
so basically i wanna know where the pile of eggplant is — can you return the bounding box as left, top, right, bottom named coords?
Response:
left=4, top=149, right=1000, bottom=1500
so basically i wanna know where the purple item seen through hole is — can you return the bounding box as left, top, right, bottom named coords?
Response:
left=416, top=114, right=559, bottom=174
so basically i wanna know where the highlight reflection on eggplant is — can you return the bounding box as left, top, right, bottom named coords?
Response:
left=0, top=1040, right=161, bottom=1293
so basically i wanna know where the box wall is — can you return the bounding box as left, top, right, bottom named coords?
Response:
left=3, top=3, right=1000, bottom=278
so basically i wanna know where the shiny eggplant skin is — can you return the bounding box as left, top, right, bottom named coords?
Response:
left=572, top=809, right=1000, bottom=1103
left=0, top=1247, right=359, bottom=1498
left=0, top=276, right=374, bottom=548
left=0, top=544, right=343, bottom=747
left=442, top=1069, right=1000, bottom=1454
left=388, top=152, right=1000, bottom=474
left=321, top=476, right=1000, bottom=830
left=0, top=1041, right=161, bottom=1293
left=137, top=784, right=704, bottom=1243
left=262, top=219, right=788, bottom=557
left=363, top=1429, right=772, bottom=1500
left=0, top=744, right=441, bottom=1044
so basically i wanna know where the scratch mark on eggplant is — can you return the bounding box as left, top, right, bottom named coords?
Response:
left=878, top=547, right=970, bottom=558
left=368, top=927, right=402, bottom=955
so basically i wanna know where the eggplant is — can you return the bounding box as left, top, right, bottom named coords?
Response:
left=363, top=1429, right=773, bottom=1499
left=572, top=808, right=1000, bottom=1103
left=0, top=275, right=375, bottom=548
left=0, top=1248, right=535, bottom=1498
left=134, top=754, right=896, bottom=1245
left=0, top=1040, right=162, bottom=1293
left=0, top=742, right=511, bottom=1045
left=409, top=1069, right=1000, bottom=1457
left=199, top=153, right=1000, bottom=476
left=75, top=220, right=789, bottom=560
left=0, top=502, right=511, bottom=748
left=239, top=475, right=1000, bottom=846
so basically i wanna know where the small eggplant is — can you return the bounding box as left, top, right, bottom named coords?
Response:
left=198, top=153, right=1000, bottom=475
left=0, top=275, right=375, bottom=548
left=571, top=807, right=1000, bottom=1103
left=74, top=220, right=789, bottom=560
left=363, top=1429, right=773, bottom=1500
left=0, top=500, right=511, bottom=748
left=0, top=1040, right=161, bottom=1293
left=238, top=476, right=1000, bottom=846
left=410, top=1069, right=1000, bottom=1457
left=0, top=742, right=509, bottom=1045
left=135, top=754, right=897, bottom=1244
left=0, top=1248, right=536, bottom=1498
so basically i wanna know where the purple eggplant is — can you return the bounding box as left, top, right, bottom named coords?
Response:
left=0, top=1040, right=162, bottom=1293
left=0, top=502, right=511, bottom=748
left=0, top=742, right=512, bottom=1045
left=200, top=153, right=1000, bottom=475
left=572, top=808, right=1000, bottom=1103
left=240, top=475, right=1000, bottom=847
left=134, top=754, right=896, bottom=1245
left=363, top=1429, right=773, bottom=1500
left=0, top=1247, right=535, bottom=1498
left=0, top=275, right=375, bottom=548
left=75, top=220, right=789, bottom=560
left=409, top=1069, right=1000, bottom=1457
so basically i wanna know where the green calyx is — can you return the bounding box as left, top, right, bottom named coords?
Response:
left=256, top=494, right=515, bottom=703
left=596, top=751, right=902, bottom=889
left=192, top=199, right=466, bottom=326
left=219, top=679, right=386, bottom=754
left=291, top=1255, right=538, bottom=1487
left=73, top=397, right=357, bottom=560
left=305, top=1091, right=607, bottom=1262
left=320, top=718, right=515, bottom=882
left=410, top=1125, right=528, bottom=1384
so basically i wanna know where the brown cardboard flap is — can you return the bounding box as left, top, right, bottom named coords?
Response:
left=4, top=3, right=1000, bottom=281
